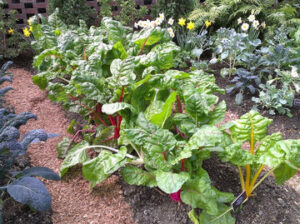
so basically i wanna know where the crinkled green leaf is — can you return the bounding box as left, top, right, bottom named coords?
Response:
left=185, top=125, right=231, bottom=152
left=151, top=92, right=177, bottom=127
left=60, top=141, right=89, bottom=177
left=82, top=147, right=127, bottom=188
left=172, top=113, right=197, bottom=137
left=121, top=166, right=157, bottom=187
left=155, top=171, right=189, bottom=194
left=102, top=102, right=136, bottom=115
left=229, top=110, right=272, bottom=143
left=181, top=169, right=234, bottom=215
left=273, top=161, right=298, bottom=185
left=56, top=137, right=70, bottom=159
left=258, top=140, right=300, bottom=184
left=199, top=204, right=235, bottom=224
left=101, top=17, right=132, bottom=45
left=132, top=28, right=169, bottom=49
left=113, top=41, right=128, bottom=59
left=218, top=143, right=254, bottom=166
left=183, top=87, right=219, bottom=121
left=255, top=133, right=282, bottom=160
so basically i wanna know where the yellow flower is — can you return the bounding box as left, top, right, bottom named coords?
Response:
left=186, top=21, right=195, bottom=30
left=27, top=19, right=31, bottom=26
left=29, top=26, right=33, bottom=32
left=178, top=18, right=186, bottom=26
left=23, top=27, right=30, bottom=37
left=205, top=20, right=212, bottom=28
left=8, top=28, right=14, bottom=35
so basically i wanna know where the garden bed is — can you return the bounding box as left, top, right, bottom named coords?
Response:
left=2, top=58, right=299, bottom=224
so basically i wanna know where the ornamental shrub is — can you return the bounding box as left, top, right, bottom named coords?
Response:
left=0, top=1, right=30, bottom=58
left=48, top=0, right=97, bottom=26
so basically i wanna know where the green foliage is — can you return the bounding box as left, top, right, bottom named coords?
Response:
left=48, top=0, right=96, bottom=26
left=0, top=2, right=30, bottom=58
left=189, top=0, right=300, bottom=37
left=219, top=110, right=300, bottom=199
left=114, top=0, right=148, bottom=26
left=252, top=81, right=295, bottom=117
left=98, top=0, right=148, bottom=26
left=152, top=0, right=197, bottom=22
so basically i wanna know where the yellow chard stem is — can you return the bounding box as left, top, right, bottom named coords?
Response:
left=245, top=114, right=255, bottom=197
left=238, top=166, right=245, bottom=191
left=249, top=165, right=264, bottom=193
left=245, top=164, right=251, bottom=197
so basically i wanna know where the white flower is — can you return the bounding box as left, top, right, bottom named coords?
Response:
left=237, top=17, right=242, bottom=24
left=291, top=66, right=298, bottom=78
left=261, top=21, right=266, bottom=29
left=134, top=22, right=139, bottom=29
left=155, top=17, right=162, bottom=25
left=248, top=14, right=255, bottom=22
left=252, top=20, right=259, bottom=29
left=159, top=13, right=165, bottom=20
left=151, top=21, right=158, bottom=27
left=241, top=23, right=249, bottom=31
left=168, top=18, right=174, bottom=25
left=169, top=31, right=175, bottom=38
left=167, top=27, right=173, bottom=33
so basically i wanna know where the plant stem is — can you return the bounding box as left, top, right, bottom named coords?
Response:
left=245, top=164, right=251, bottom=197
left=238, top=166, right=245, bottom=191
left=139, top=37, right=149, bottom=55
left=91, top=145, right=142, bottom=162
left=249, top=165, right=264, bottom=193
left=251, top=167, right=275, bottom=193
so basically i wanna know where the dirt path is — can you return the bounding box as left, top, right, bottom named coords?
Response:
left=5, top=68, right=136, bottom=224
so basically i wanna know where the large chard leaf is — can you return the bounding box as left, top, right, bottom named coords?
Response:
left=199, top=204, right=235, bottom=224
left=258, top=139, right=300, bottom=184
left=184, top=125, right=231, bottom=152
left=218, top=143, right=254, bottom=166
left=121, top=166, right=157, bottom=187
left=82, top=147, right=127, bottom=188
left=181, top=169, right=234, bottom=215
left=150, top=91, right=177, bottom=127
left=60, top=141, right=90, bottom=177
left=229, top=110, right=272, bottom=143
left=132, top=28, right=170, bottom=49
left=102, top=102, right=136, bottom=115
left=172, top=113, right=197, bottom=137
left=183, top=86, right=219, bottom=121
left=144, top=42, right=180, bottom=70
left=101, top=17, right=132, bottom=45
left=155, top=171, right=189, bottom=194
left=108, top=57, right=139, bottom=86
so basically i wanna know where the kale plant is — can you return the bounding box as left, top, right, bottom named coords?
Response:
left=0, top=61, right=59, bottom=222
left=211, top=28, right=261, bottom=77
left=0, top=110, right=60, bottom=211
left=227, top=68, right=260, bottom=105
left=252, top=81, right=295, bottom=117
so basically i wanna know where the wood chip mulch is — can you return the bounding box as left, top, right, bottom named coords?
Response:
left=4, top=68, right=136, bottom=224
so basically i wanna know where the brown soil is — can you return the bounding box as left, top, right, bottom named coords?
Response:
left=3, top=67, right=136, bottom=224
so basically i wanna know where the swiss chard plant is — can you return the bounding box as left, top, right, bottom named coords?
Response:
left=212, top=110, right=300, bottom=219
left=57, top=67, right=239, bottom=222
left=31, top=12, right=180, bottom=142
